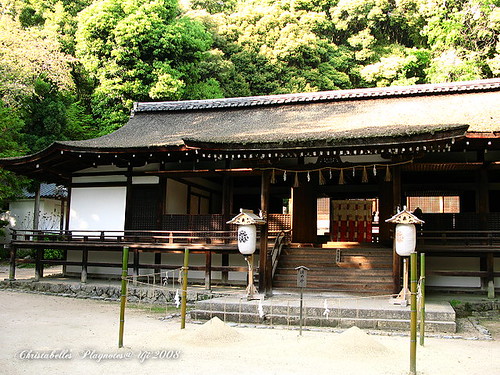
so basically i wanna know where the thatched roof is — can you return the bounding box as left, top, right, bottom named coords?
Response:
left=57, top=78, right=500, bottom=151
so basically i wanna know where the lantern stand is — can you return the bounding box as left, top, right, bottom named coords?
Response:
left=386, top=207, right=424, bottom=375
left=227, top=209, right=266, bottom=300
left=385, top=207, right=424, bottom=306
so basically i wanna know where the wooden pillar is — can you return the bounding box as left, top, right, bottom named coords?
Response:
left=291, top=178, right=317, bottom=244
left=205, top=250, right=212, bottom=290
left=8, top=245, right=16, bottom=281
left=81, top=248, right=88, bottom=283
left=222, top=175, right=233, bottom=217
left=378, top=165, right=402, bottom=293
left=486, top=252, right=495, bottom=299
left=33, top=183, right=41, bottom=232
left=133, top=249, right=139, bottom=284
left=34, top=248, right=44, bottom=281
left=476, top=164, right=489, bottom=229
left=124, top=167, right=133, bottom=230
left=221, top=253, right=229, bottom=284
left=64, top=183, right=72, bottom=231
left=259, top=170, right=270, bottom=295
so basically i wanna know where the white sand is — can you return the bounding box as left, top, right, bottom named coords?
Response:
left=0, top=290, right=498, bottom=375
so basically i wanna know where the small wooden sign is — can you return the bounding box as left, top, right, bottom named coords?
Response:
left=295, top=266, right=309, bottom=288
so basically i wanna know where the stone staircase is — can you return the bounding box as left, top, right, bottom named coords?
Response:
left=272, top=244, right=394, bottom=295
left=190, top=294, right=457, bottom=333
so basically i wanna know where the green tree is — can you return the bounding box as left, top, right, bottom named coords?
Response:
left=22, top=76, right=94, bottom=153
left=0, top=100, right=27, bottom=205
left=75, top=0, right=219, bottom=133
left=202, top=0, right=353, bottom=95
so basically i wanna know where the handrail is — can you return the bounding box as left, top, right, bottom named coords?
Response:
left=271, top=230, right=290, bottom=278
left=9, top=228, right=287, bottom=246
left=417, top=230, right=500, bottom=248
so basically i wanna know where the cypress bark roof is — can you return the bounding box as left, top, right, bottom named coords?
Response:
left=1, top=79, right=499, bottom=183
left=57, top=78, right=500, bottom=150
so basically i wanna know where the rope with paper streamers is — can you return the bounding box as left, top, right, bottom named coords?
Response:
left=125, top=268, right=183, bottom=315
left=263, top=159, right=413, bottom=186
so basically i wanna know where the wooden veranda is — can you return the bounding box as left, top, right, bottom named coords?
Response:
left=6, top=227, right=290, bottom=291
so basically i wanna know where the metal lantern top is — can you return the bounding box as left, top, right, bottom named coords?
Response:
left=227, top=208, right=266, bottom=225
left=385, top=207, right=425, bottom=225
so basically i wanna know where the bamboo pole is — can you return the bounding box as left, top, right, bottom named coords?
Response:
left=409, top=252, right=417, bottom=375
left=118, top=246, right=129, bottom=348
left=180, top=248, right=190, bottom=329
left=420, top=253, right=426, bottom=346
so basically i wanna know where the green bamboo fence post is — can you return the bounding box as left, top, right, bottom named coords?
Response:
left=420, top=253, right=426, bottom=346
left=118, top=246, right=129, bottom=348
left=410, top=252, right=417, bottom=375
left=180, top=248, right=190, bottom=329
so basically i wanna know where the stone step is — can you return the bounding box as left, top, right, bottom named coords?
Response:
left=190, top=296, right=456, bottom=333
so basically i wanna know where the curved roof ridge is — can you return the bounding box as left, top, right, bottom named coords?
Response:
left=133, top=78, right=500, bottom=113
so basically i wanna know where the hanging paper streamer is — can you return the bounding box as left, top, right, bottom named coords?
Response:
left=352, top=167, right=355, bottom=177
left=373, top=165, right=377, bottom=176
left=271, top=169, right=276, bottom=184
left=329, top=169, right=333, bottom=179
left=174, top=289, right=181, bottom=308
left=338, top=169, right=345, bottom=185
left=294, top=172, right=299, bottom=187
left=319, top=170, right=326, bottom=185
left=385, top=165, right=392, bottom=181
left=258, top=299, right=265, bottom=318
left=283, top=170, right=287, bottom=181
left=162, top=272, right=169, bottom=287
left=323, top=299, right=331, bottom=319
left=362, top=166, right=368, bottom=183
left=307, top=171, right=311, bottom=182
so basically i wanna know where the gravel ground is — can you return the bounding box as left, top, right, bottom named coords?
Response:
left=0, top=290, right=498, bottom=375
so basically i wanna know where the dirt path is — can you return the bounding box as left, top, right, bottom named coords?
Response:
left=0, top=290, right=498, bottom=375
left=0, top=263, right=63, bottom=280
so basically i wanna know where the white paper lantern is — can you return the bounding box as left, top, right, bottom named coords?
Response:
left=237, top=225, right=257, bottom=255
left=395, top=223, right=416, bottom=256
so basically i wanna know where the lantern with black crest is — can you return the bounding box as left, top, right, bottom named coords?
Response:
left=386, top=207, right=424, bottom=306
left=227, top=209, right=266, bottom=255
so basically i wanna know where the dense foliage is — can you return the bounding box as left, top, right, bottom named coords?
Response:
left=0, top=0, right=500, bottom=203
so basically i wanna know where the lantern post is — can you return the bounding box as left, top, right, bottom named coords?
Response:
left=386, top=208, right=424, bottom=306
left=227, top=209, right=266, bottom=300
left=385, top=207, right=424, bottom=375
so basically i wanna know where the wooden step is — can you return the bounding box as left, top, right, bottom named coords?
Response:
left=273, top=244, right=394, bottom=294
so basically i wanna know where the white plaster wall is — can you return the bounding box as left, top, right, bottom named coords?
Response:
left=165, top=179, right=188, bottom=214
left=69, top=187, right=126, bottom=232
left=426, top=256, right=481, bottom=288
left=8, top=199, right=63, bottom=230
left=132, top=176, right=159, bottom=184
left=72, top=175, right=127, bottom=183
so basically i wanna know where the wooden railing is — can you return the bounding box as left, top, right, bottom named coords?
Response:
left=7, top=228, right=289, bottom=290
left=417, top=230, right=500, bottom=296
left=418, top=230, right=500, bottom=250
left=10, top=229, right=238, bottom=246
left=271, top=230, right=291, bottom=278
